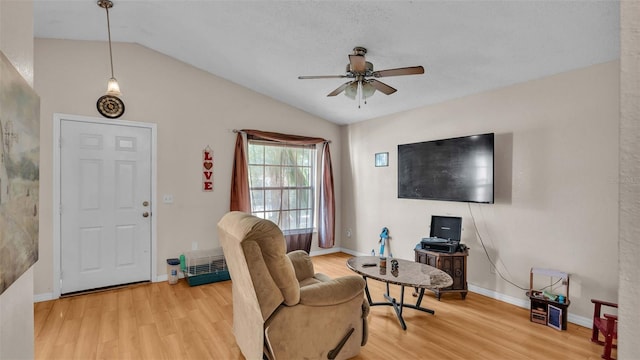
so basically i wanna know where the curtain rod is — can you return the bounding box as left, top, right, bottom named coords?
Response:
left=232, top=129, right=331, bottom=144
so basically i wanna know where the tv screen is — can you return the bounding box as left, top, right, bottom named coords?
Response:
left=398, top=133, right=494, bottom=203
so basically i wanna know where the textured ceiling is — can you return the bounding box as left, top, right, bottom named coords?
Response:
left=34, top=1, right=619, bottom=125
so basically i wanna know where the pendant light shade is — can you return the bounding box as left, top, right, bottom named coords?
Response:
left=345, top=82, right=358, bottom=100
left=107, top=77, right=120, bottom=96
left=362, top=81, right=376, bottom=99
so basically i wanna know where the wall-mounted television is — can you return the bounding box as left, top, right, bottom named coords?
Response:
left=398, top=133, right=494, bottom=204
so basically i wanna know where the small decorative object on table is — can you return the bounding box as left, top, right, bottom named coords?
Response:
left=390, top=259, right=399, bottom=271
left=390, top=259, right=399, bottom=277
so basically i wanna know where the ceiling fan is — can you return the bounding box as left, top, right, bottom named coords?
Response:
left=298, top=47, right=424, bottom=106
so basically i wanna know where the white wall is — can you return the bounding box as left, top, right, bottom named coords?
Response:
left=341, top=61, right=619, bottom=320
left=618, top=0, right=640, bottom=357
left=33, top=39, right=342, bottom=296
left=0, top=0, right=35, bottom=358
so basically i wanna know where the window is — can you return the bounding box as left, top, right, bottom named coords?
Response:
left=247, top=140, right=316, bottom=232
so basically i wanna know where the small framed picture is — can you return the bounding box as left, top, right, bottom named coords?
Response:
left=375, top=152, right=389, bottom=167
left=547, top=304, right=562, bottom=330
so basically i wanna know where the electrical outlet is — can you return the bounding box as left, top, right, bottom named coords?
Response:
left=192, top=241, right=198, bottom=251
left=346, top=228, right=352, bottom=238
left=163, top=194, right=174, bottom=204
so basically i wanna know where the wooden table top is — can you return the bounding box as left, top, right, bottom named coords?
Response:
left=347, top=256, right=453, bottom=289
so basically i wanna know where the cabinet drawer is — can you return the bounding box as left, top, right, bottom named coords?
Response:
left=426, top=254, right=438, bottom=267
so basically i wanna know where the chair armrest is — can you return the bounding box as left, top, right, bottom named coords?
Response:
left=299, top=276, right=365, bottom=306
left=287, top=250, right=315, bottom=282
left=591, top=299, right=618, bottom=308
left=604, top=313, right=618, bottom=321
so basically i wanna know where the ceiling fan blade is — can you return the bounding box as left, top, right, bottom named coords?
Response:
left=298, top=75, right=349, bottom=79
left=327, top=81, right=355, bottom=97
left=372, top=66, right=425, bottom=78
left=369, top=79, right=397, bottom=95
left=349, top=54, right=367, bottom=73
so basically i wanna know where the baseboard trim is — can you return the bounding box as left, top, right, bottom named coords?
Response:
left=309, top=247, right=342, bottom=256
left=333, top=248, right=370, bottom=257
left=468, top=284, right=592, bottom=328
left=34, top=292, right=54, bottom=303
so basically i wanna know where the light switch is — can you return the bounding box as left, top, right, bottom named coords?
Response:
left=163, top=194, right=174, bottom=204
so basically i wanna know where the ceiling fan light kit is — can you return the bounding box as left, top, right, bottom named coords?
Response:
left=96, top=0, right=125, bottom=119
left=298, top=46, right=424, bottom=107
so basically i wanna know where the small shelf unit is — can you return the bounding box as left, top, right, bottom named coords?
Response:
left=527, top=268, right=570, bottom=331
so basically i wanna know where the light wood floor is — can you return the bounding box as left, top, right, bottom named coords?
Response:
left=35, top=252, right=612, bottom=359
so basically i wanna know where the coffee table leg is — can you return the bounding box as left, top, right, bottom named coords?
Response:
left=367, top=283, right=435, bottom=331
left=383, top=285, right=407, bottom=330
left=399, top=286, right=405, bottom=317
left=415, top=288, right=425, bottom=307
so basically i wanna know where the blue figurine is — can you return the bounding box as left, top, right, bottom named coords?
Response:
left=379, top=227, right=389, bottom=258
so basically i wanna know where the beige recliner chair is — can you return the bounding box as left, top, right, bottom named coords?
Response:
left=217, top=211, right=369, bottom=360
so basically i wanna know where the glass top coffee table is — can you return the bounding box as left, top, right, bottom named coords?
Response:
left=347, top=256, right=453, bottom=330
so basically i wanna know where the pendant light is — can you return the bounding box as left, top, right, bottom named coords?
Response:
left=96, top=0, right=125, bottom=119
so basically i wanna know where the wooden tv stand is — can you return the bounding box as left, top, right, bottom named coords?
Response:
left=414, top=246, right=468, bottom=300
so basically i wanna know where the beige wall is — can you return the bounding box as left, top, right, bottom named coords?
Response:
left=341, top=61, right=619, bottom=321
left=33, top=38, right=342, bottom=295
left=0, top=0, right=35, bottom=358
left=619, top=1, right=640, bottom=357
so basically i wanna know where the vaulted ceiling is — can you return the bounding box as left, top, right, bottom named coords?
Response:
left=34, top=1, right=619, bottom=125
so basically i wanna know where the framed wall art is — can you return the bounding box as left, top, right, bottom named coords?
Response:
left=375, top=152, right=388, bottom=167
left=0, top=51, right=40, bottom=295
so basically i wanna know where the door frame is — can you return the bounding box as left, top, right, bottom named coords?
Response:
left=52, top=113, right=158, bottom=298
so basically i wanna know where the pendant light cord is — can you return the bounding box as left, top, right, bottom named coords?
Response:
left=105, top=5, right=115, bottom=78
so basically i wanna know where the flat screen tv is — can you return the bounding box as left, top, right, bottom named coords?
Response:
left=398, top=133, right=494, bottom=203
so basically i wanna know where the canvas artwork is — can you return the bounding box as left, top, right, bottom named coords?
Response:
left=0, top=51, right=40, bottom=295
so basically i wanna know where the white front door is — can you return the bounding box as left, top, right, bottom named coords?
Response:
left=60, top=119, right=152, bottom=294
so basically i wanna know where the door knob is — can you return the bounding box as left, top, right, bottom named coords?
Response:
left=142, top=211, right=150, bottom=218
left=142, top=201, right=149, bottom=207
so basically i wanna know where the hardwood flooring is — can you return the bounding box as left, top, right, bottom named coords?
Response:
left=35, top=252, right=611, bottom=359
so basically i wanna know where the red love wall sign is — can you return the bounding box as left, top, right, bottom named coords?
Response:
left=203, top=146, right=213, bottom=191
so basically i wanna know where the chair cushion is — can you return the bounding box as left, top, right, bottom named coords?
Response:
left=243, top=216, right=300, bottom=305
left=287, top=250, right=316, bottom=282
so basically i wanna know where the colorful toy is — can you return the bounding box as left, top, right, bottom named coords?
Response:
left=379, top=227, right=389, bottom=258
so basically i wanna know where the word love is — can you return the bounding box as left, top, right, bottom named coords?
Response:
left=203, top=146, right=213, bottom=191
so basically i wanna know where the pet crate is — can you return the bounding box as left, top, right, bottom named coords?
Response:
left=184, top=248, right=230, bottom=286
